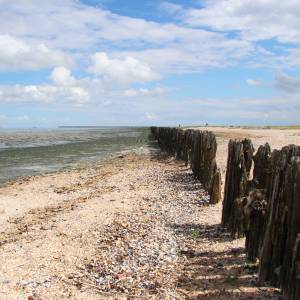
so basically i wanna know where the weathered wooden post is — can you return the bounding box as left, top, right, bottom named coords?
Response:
left=283, top=158, right=300, bottom=300
left=252, top=143, right=272, bottom=189
left=245, top=143, right=271, bottom=262
left=221, top=139, right=254, bottom=237
left=259, top=146, right=300, bottom=287
left=211, top=169, right=222, bottom=204
left=244, top=189, right=267, bottom=262
left=287, top=233, right=300, bottom=300
left=151, top=127, right=222, bottom=205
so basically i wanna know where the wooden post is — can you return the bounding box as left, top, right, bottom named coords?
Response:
left=151, top=127, right=221, bottom=205
left=221, top=139, right=254, bottom=238
left=245, top=143, right=271, bottom=262
left=259, top=146, right=300, bottom=287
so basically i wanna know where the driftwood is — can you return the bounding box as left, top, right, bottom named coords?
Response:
left=221, top=139, right=254, bottom=238
left=151, top=127, right=221, bottom=204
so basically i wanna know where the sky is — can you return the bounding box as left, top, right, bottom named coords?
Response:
left=0, top=0, right=300, bottom=127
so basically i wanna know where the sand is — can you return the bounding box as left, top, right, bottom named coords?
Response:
left=0, top=127, right=299, bottom=299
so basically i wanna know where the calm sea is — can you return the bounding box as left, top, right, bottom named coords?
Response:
left=0, top=127, right=149, bottom=185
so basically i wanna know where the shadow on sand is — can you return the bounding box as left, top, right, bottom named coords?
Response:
left=147, top=135, right=280, bottom=299
left=172, top=221, right=280, bottom=299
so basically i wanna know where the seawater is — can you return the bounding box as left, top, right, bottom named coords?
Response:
left=0, top=127, right=149, bottom=185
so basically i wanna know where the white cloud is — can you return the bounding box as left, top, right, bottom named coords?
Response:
left=246, top=79, right=262, bottom=86
left=0, top=0, right=297, bottom=76
left=183, top=0, right=300, bottom=44
left=0, top=0, right=299, bottom=125
left=0, top=0, right=259, bottom=75
left=0, top=84, right=54, bottom=103
left=88, top=52, right=160, bottom=84
left=119, top=37, right=254, bottom=75
left=280, top=48, right=300, bottom=68
left=275, top=73, right=300, bottom=93
left=0, top=1, right=190, bottom=49
left=160, top=2, right=183, bottom=15
left=69, top=87, right=89, bottom=106
left=124, top=87, right=167, bottom=97
left=51, top=66, right=75, bottom=86
left=0, top=83, right=89, bottom=106
left=0, top=34, right=72, bottom=71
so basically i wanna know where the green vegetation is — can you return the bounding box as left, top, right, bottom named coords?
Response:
left=190, top=228, right=201, bottom=239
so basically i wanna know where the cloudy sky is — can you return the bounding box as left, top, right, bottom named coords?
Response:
left=0, top=0, right=299, bottom=127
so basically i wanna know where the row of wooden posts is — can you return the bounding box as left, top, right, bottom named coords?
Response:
left=150, top=127, right=222, bottom=204
left=151, top=126, right=300, bottom=300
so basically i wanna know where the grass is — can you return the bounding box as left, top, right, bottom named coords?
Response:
left=190, top=228, right=201, bottom=239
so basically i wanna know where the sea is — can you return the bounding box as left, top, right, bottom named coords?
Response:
left=0, top=127, right=149, bottom=185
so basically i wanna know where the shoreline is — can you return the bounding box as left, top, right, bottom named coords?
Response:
left=0, top=145, right=150, bottom=188
left=0, top=146, right=151, bottom=232
left=0, top=126, right=149, bottom=187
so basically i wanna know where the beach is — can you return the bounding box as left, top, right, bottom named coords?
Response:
left=0, top=127, right=300, bottom=299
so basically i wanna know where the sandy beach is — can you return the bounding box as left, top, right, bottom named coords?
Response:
left=0, top=127, right=300, bottom=299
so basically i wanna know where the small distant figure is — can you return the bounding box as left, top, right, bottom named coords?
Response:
left=205, top=123, right=208, bottom=126
left=178, top=124, right=181, bottom=128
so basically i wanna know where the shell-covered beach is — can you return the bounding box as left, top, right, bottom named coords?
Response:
left=0, top=127, right=299, bottom=299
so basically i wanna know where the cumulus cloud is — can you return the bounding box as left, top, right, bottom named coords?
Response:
left=0, top=84, right=54, bottom=103
left=0, top=83, right=89, bottom=106
left=51, top=66, right=75, bottom=86
left=0, top=35, right=72, bottom=71
left=88, top=52, right=160, bottom=84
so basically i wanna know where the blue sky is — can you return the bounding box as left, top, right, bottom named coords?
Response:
left=0, top=0, right=299, bottom=127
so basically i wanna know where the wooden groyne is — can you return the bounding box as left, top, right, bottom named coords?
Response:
left=150, top=127, right=221, bottom=204
left=151, top=127, right=300, bottom=299
left=222, top=140, right=300, bottom=300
